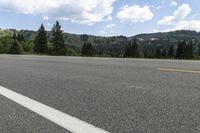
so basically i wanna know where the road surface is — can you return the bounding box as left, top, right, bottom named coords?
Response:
left=0, top=55, right=200, bottom=133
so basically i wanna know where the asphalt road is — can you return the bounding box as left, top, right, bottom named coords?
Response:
left=0, top=54, right=200, bottom=133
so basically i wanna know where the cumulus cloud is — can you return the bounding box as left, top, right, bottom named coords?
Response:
left=116, top=5, right=153, bottom=23
left=157, top=20, right=200, bottom=32
left=171, top=20, right=200, bottom=31
left=0, top=0, right=116, bottom=25
left=157, top=3, right=200, bottom=32
left=158, top=4, right=191, bottom=25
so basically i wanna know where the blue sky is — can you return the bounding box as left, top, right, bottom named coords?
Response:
left=0, top=0, right=199, bottom=36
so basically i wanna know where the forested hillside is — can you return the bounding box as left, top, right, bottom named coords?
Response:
left=0, top=25, right=200, bottom=59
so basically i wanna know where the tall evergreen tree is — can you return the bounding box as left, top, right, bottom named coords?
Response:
left=132, top=39, right=139, bottom=57
left=0, top=42, right=3, bottom=54
left=176, top=42, right=182, bottom=59
left=124, top=41, right=132, bottom=57
left=161, top=49, right=167, bottom=58
left=176, top=41, right=186, bottom=59
left=81, top=42, right=94, bottom=56
left=124, top=39, right=139, bottom=58
left=52, top=21, right=66, bottom=55
left=183, top=41, right=188, bottom=59
left=168, top=45, right=174, bottom=58
left=186, top=41, right=193, bottom=59
left=198, top=45, right=200, bottom=56
left=144, top=49, right=148, bottom=58
left=155, top=48, right=161, bottom=58
left=34, top=24, right=48, bottom=54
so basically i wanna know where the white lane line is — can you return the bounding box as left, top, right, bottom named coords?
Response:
left=0, top=86, right=109, bottom=133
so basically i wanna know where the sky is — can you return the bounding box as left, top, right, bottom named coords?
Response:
left=0, top=0, right=199, bottom=36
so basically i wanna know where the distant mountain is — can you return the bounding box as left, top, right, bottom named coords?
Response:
left=133, top=30, right=200, bottom=57
left=1, top=29, right=200, bottom=57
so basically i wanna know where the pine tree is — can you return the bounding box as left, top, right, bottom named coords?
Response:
left=183, top=41, right=187, bottom=59
left=132, top=39, right=139, bottom=57
left=34, top=24, right=48, bottom=54
left=155, top=48, right=161, bottom=58
left=0, top=42, right=3, bottom=54
left=161, top=49, right=167, bottom=58
left=176, top=41, right=186, bottom=59
left=124, top=39, right=139, bottom=58
left=52, top=21, right=66, bottom=55
left=124, top=41, right=132, bottom=57
left=186, top=41, right=193, bottom=59
left=176, top=42, right=182, bottom=59
left=81, top=42, right=94, bottom=57
left=144, top=49, right=148, bottom=58
left=198, top=45, right=200, bottom=56
left=168, top=45, right=174, bottom=58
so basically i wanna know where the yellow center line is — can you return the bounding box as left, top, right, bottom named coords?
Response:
left=157, top=68, right=200, bottom=74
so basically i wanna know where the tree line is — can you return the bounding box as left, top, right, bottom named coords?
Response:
left=0, top=21, right=197, bottom=59
left=124, top=39, right=194, bottom=59
left=7, top=21, right=94, bottom=56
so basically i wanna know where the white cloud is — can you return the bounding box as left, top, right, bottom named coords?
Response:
left=116, top=5, right=153, bottom=23
left=158, top=16, right=175, bottom=25
left=43, top=16, right=49, bottom=20
left=106, top=24, right=116, bottom=28
left=158, top=4, right=191, bottom=25
left=153, top=29, right=159, bottom=33
left=157, top=20, right=200, bottom=32
left=106, top=15, right=112, bottom=21
left=0, top=0, right=116, bottom=25
left=172, top=20, right=200, bottom=31
left=170, top=1, right=177, bottom=6
left=100, top=30, right=106, bottom=34
left=157, top=3, right=200, bottom=32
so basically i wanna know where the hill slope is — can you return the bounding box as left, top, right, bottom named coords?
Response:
left=1, top=29, right=200, bottom=57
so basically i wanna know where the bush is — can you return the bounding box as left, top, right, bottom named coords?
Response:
left=9, top=40, right=24, bottom=54
left=0, top=36, right=13, bottom=53
left=66, top=48, right=78, bottom=56
left=22, top=41, right=34, bottom=52
left=81, top=42, right=94, bottom=57
left=47, top=42, right=54, bottom=55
